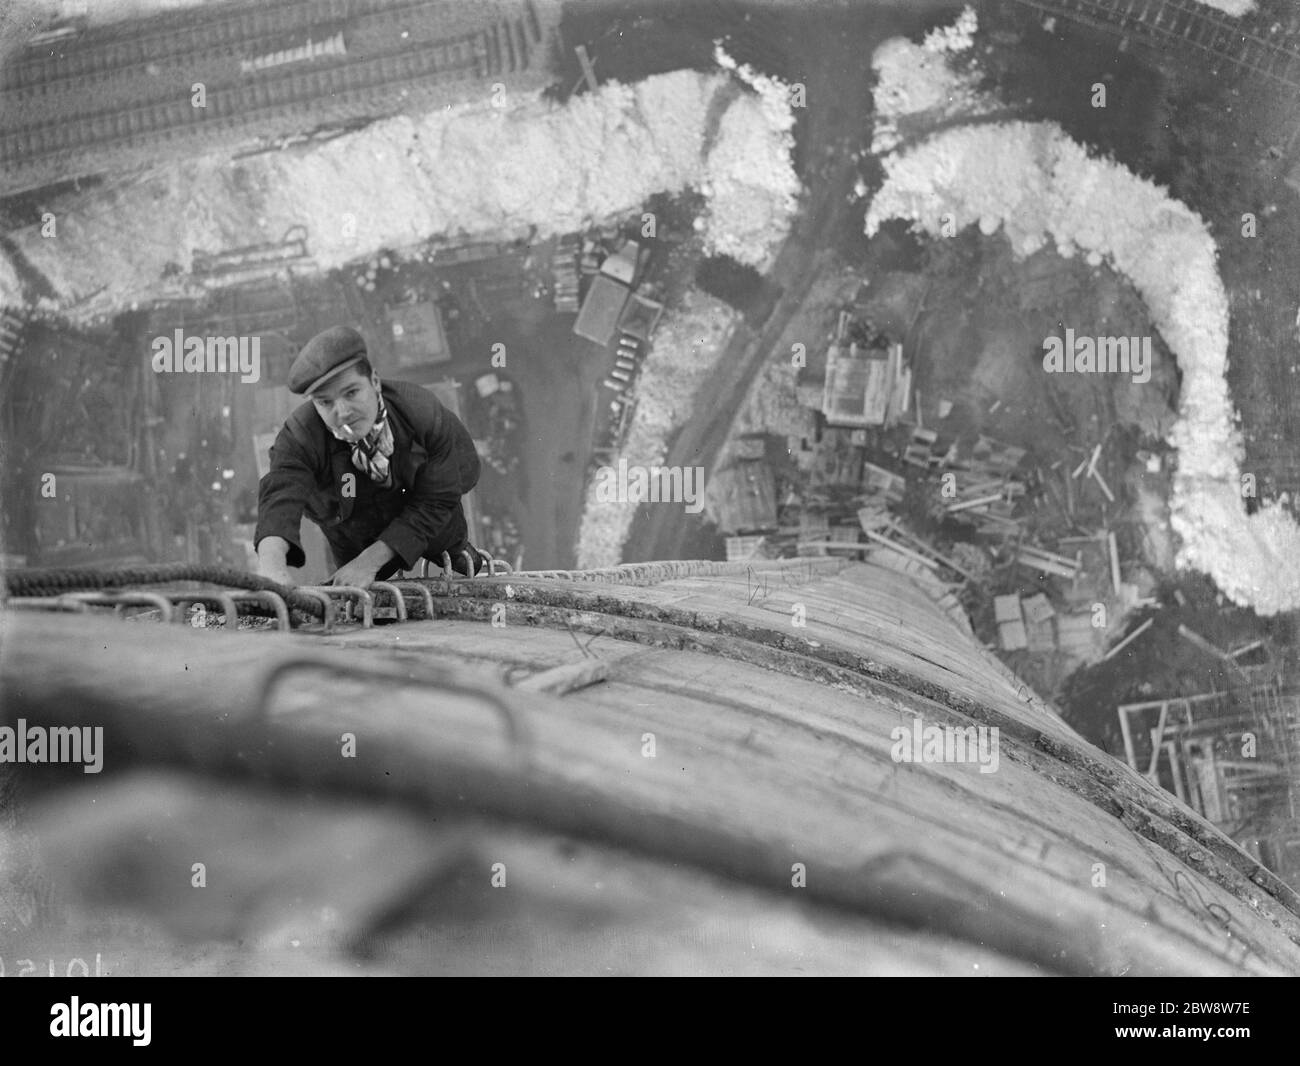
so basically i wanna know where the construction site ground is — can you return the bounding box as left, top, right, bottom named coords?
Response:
left=622, top=3, right=1300, bottom=757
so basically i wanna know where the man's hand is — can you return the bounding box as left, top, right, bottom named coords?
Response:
left=256, top=536, right=294, bottom=587
left=327, top=540, right=396, bottom=588
left=329, top=556, right=380, bottom=589
left=261, top=563, right=293, bottom=587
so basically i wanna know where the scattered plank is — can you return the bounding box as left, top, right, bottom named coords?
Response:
left=1091, top=466, right=1115, bottom=503
left=859, top=529, right=940, bottom=570
left=1019, top=543, right=1081, bottom=568
left=972, top=512, right=1022, bottom=535
left=886, top=526, right=976, bottom=581
left=575, top=45, right=599, bottom=93
left=1016, top=551, right=1077, bottom=579
left=947, top=493, right=1004, bottom=513
left=1177, top=624, right=1233, bottom=663
left=1102, top=617, right=1154, bottom=662
left=961, top=478, right=1007, bottom=497
left=1146, top=699, right=1171, bottom=779
left=1085, top=443, right=1103, bottom=479
left=798, top=540, right=872, bottom=555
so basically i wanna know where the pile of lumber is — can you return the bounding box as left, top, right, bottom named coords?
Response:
left=1015, top=542, right=1082, bottom=579
left=861, top=461, right=907, bottom=506
left=903, top=426, right=950, bottom=470
left=967, top=435, right=1026, bottom=480
left=946, top=477, right=1025, bottom=532
left=994, top=592, right=1058, bottom=653
left=855, top=510, right=976, bottom=583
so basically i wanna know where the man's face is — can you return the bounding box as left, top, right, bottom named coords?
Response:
left=310, top=366, right=381, bottom=441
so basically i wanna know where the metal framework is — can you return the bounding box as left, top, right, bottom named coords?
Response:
left=1118, top=678, right=1300, bottom=834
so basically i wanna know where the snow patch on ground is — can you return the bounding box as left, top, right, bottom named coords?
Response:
left=707, top=46, right=802, bottom=271
left=14, top=65, right=798, bottom=323
left=923, top=5, right=979, bottom=54
left=865, top=121, right=1300, bottom=615
left=575, top=291, right=737, bottom=570
left=1191, top=0, right=1256, bottom=15
left=870, top=17, right=991, bottom=154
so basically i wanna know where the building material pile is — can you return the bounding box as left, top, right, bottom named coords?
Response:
left=821, top=311, right=910, bottom=429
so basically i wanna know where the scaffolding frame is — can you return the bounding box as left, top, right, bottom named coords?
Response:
left=1118, top=678, right=1300, bottom=833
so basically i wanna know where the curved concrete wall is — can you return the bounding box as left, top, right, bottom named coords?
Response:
left=1, top=557, right=1297, bottom=974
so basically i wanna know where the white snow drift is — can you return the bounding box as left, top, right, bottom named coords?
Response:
left=15, top=66, right=799, bottom=322
left=869, top=13, right=988, bottom=155
left=1192, top=0, right=1256, bottom=15
left=865, top=18, right=1299, bottom=615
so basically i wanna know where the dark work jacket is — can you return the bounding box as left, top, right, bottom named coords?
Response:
left=254, top=379, right=480, bottom=570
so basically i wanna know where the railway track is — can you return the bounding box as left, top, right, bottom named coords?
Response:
left=1008, top=0, right=1300, bottom=91
left=2, top=35, right=486, bottom=161
left=6, top=1, right=348, bottom=92
left=4, top=0, right=538, bottom=92
left=0, top=0, right=547, bottom=195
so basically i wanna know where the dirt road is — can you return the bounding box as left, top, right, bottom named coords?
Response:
left=620, top=4, right=931, bottom=563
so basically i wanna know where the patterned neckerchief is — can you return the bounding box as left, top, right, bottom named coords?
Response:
left=336, top=389, right=395, bottom=487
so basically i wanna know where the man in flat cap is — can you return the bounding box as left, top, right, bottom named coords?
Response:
left=254, top=325, right=488, bottom=587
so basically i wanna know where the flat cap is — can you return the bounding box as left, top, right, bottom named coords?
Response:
left=288, top=325, right=368, bottom=394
